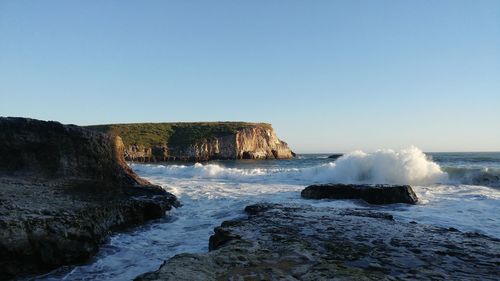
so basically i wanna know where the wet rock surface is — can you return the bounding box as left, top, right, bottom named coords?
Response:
left=137, top=203, right=500, bottom=281
left=301, top=184, right=419, bottom=205
left=0, top=117, right=179, bottom=280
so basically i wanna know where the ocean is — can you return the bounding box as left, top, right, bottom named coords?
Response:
left=36, top=147, right=500, bottom=281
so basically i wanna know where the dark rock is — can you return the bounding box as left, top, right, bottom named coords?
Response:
left=137, top=204, right=500, bottom=281
left=328, top=153, right=343, bottom=159
left=0, top=117, right=179, bottom=280
left=301, top=184, right=419, bottom=205
left=208, top=226, right=241, bottom=251
left=244, top=203, right=277, bottom=215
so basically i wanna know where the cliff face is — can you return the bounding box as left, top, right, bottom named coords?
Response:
left=0, top=117, right=145, bottom=185
left=235, top=126, right=294, bottom=160
left=0, top=117, right=179, bottom=279
left=87, top=122, right=295, bottom=162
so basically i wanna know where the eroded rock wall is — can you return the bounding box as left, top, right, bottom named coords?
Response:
left=116, top=124, right=294, bottom=162
left=235, top=126, right=294, bottom=160
left=0, top=117, right=144, bottom=186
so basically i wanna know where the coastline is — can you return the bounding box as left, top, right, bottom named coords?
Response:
left=2, top=118, right=499, bottom=281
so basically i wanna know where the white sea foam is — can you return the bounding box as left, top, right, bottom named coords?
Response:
left=132, top=146, right=449, bottom=186
left=304, top=146, right=448, bottom=185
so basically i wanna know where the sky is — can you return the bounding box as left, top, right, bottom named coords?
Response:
left=1, top=1, right=499, bottom=153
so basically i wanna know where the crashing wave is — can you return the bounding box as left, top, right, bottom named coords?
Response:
left=132, top=147, right=457, bottom=186
left=299, top=147, right=448, bottom=185
left=444, top=167, right=500, bottom=188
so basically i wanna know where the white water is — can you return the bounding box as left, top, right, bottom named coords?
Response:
left=37, top=147, right=500, bottom=281
left=148, top=146, right=447, bottom=185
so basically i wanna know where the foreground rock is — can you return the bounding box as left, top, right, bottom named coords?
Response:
left=137, top=203, right=500, bottom=281
left=86, top=122, right=295, bottom=162
left=0, top=117, right=179, bottom=280
left=301, top=184, right=419, bottom=204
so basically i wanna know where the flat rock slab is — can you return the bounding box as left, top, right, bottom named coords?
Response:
left=137, top=203, right=500, bottom=281
left=301, top=184, right=419, bottom=204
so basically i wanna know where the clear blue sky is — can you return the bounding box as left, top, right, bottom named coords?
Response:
left=1, top=1, right=499, bottom=153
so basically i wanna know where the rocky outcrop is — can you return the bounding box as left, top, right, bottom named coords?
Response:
left=301, top=184, right=419, bottom=205
left=328, top=153, right=343, bottom=159
left=86, top=122, right=295, bottom=162
left=0, top=117, right=179, bottom=280
left=136, top=203, right=500, bottom=281
left=234, top=126, right=294, bottom=160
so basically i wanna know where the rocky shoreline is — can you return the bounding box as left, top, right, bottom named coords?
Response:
left=137, top=203, right=500, bottom=281
left=0, top=118, right=179, bottom=279
left=3, top=117, right=499, bottom=281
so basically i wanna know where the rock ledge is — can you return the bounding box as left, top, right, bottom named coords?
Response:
left=136, top=203, right=500, bottom=281
left=301, top=183, right=419, bottom=204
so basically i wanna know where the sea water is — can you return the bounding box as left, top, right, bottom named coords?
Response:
left=35, top=147, right=500, bottom=281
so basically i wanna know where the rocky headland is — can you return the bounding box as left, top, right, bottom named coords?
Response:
left=137, top=203, right=500, bottom=281
left=0, top=117, right=179, bottom=280
left=86, top=122, right=295, bottom=162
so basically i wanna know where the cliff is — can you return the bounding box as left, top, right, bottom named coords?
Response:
left=0, top=117, right=179, bottom=279
left=86, top=122, right=295, bottom=162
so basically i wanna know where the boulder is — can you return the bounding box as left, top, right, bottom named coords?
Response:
left=301, top=184, right=418, bottom=204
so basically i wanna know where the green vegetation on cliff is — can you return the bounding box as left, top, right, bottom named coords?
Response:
left=86, top=122, right=272, bottom=147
